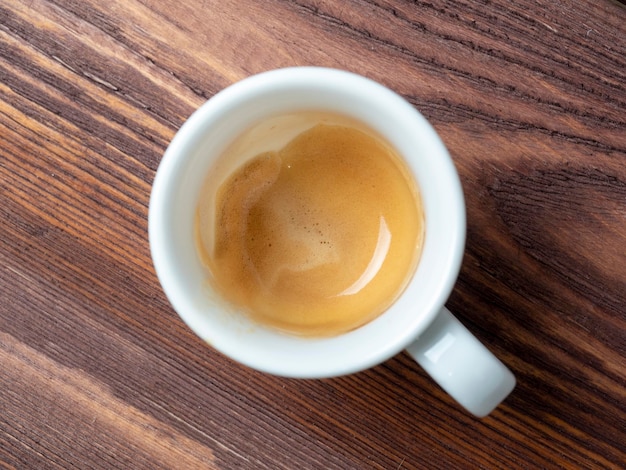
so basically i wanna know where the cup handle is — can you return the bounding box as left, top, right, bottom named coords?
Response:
left=405, top=306, right=516, bottom=417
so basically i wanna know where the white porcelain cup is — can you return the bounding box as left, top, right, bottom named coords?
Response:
left=149, top=67, right=515, bottom=417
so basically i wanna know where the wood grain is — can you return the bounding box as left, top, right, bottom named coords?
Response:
left=1, top=0, right=625, bottom=468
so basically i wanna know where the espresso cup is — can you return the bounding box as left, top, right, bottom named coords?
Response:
left=149, top=67, right=515, bottom=417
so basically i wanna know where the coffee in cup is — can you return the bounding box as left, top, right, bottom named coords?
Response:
left=195, top=112, right=424, bottom=337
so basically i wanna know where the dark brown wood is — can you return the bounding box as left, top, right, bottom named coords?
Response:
left=1, top=0, right=625, bottom=468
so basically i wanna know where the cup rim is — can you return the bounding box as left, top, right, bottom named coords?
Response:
left=149, top=67, right=466, bottom=378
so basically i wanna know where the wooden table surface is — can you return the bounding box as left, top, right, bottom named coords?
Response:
left=1, top=0, right=625, bottom=468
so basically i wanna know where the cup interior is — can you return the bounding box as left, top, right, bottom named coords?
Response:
left=149, top=67, right=466, bottom=378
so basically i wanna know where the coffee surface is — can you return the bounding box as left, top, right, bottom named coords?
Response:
left=196, top=120, right=423, bottom=336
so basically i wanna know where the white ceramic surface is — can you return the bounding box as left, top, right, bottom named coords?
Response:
left=149, top=67, right=515, bottom=416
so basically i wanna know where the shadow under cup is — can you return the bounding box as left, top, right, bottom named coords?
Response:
left=149, top=67, right=466, bottom=379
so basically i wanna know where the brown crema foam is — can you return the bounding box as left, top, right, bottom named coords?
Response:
left=196, top=114, right=424, bottom=337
